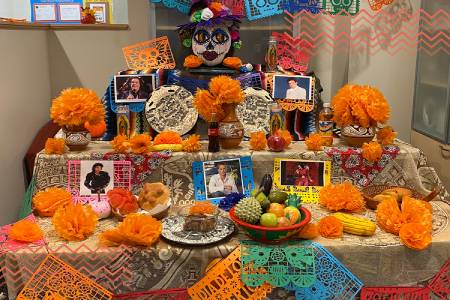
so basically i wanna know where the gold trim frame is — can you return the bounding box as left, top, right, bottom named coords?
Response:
left=84, top=0, right=112, bottom=23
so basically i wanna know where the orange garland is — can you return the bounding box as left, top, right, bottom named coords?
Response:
left=249, top=131, right=267, bottom=151
left=377, top=126, right=397, bottom=145
left=99, top=213, right=162, bottom=247
left=111, top=135, right=130, bottom=153
left=319, top=182, right=365, bottom=212
left=130, top=134, right=152, bottom=154
left=9, top=219, right=43, bottom=243
left=297, top=223, right=319, bottom=240
left=189, top=202, right=215, bottom=215
left=184, top=54, right=203, bottom=68
left=44, top=138, right=66, bottom=155
left=182, top=134, right=202, bottom=152
left=153, top=131, right=183, bottom=145
left=52, top=203, right=98, bottom=241
left=305, top=133, right=323, bottom=151
left=362, top=141, right=383, bottom=162
left=33, top=187, right=72, bottom=217
left=107, top=188, right=139, bottom=215
left=318, top=216, right=343, bottom=238
left=84, top=120, right=106, bottom=138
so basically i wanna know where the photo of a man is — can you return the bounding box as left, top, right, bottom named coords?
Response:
left=79, top=161, right=114, bottom=196
left=205, top=159, right=243, bottom=199
left=114, top=74, right=155, bottom=103
left=286, top=78, right=306, bottom=100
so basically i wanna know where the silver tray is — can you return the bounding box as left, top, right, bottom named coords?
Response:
left=161, top=216, right=235, bottom=245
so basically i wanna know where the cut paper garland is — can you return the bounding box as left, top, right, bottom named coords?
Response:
left=240, top=240, right=315, bottom=288
left=0, top=214, right=46, bottom=252
left=114, top=288, right=190, bottom=300
left=272, top=32, right=312, bottom=74
left=428, top=259, right=450, bottom=299
left=244, top=0, right=284, bottom=20
left=360, top=287, right=431, bottom=300
left=151, top=0, right=245, bottom=15
left=16, top=254, right=113, bottom=300
left=367, top=0, right=394, bottom=11
left=282, top=0, right=321, bottom=14
left=188, top=247, right=272, bottom=300
left=288, top=242, right=363, bottom=300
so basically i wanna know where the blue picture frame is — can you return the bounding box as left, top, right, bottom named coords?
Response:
left=193, top=156, right=255, bottom=204
left=31, top=0, right=83, bottom=24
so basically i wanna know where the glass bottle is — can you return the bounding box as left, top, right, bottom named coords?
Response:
left=265, top=36, right=278, bottom=72
left=208, top=112, right=220, bottom=152
left=318, top=103, right=334, bottom=146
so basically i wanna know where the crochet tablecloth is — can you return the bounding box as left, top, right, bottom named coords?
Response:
left=1, top=139, right=448, bottom=298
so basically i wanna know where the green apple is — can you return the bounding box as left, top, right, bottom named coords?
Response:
left=260, top=213, right=278, bottom=227
left=256, top=191, right=267, bottom=203
left=260, top=198, right=271, bottom=211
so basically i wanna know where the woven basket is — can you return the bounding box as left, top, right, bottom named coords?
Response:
left=362, top=185, right=423, bottom=210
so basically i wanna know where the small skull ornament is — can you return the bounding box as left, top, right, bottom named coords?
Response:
left=192, top=24, right=231, bottom=66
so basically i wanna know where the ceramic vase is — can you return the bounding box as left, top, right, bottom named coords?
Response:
left=63, top=125, right=91, bottom=151
left=219, top=103, right=244, bottom=149
left=341, top=125, right=375, bottom=147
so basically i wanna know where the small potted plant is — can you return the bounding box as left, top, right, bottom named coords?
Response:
left=50, top=88, right=105, bottom=151
left=331, top=84, right=390, bottom=147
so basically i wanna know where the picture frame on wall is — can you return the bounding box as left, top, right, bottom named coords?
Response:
left=85, top=0, right=112, bottom=23
left=273, top=158, right=331, bottom=203
left=193, top=156, right=255, bottom=204
left=31, top=0, right=83, bottom=23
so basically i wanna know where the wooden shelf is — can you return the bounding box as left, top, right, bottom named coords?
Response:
left=0, top=21, right=129, bottom=31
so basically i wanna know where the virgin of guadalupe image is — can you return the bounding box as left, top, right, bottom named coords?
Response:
left=117, top=115, right=130, bottom=138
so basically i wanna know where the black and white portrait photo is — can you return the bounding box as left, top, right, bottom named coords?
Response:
left=80, top=160, right=114, bottom=195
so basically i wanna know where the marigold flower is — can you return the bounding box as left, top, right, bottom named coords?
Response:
left=362, top=141, right=383, bottom=162
left=276, top=129, right=293, bottom=147
left=297, top=223, right=319, bottom=240
left=184, top=54, right=203, bottom=68
left=84, top=120, right=106, bottom=138
left=223, top=57, right=243, bottom=70
left=33, top=187, right=72, bottom=217
left=9, top=219, right=43, bottom=243
left=319, top=182, right=365, bottom=212
left=318, top=216, right=343, bottom=238
left=130, top=134, right=152, bottom=154
left=182, top=134, right=202, bottom=152
left=305, top=133, right=323, bottom=151
left=377, top=126, right=397, bottom=145
left=111, top=135, right=130, bottom=153
left=45, top=138, right=66, bottom=155
left=399, top=223, right=432, bottom=251
left=249, top=131, right=267, bottom=151
left=52, top=203, right=98, bottom=241
left=153, top=131, right=182, bottom=145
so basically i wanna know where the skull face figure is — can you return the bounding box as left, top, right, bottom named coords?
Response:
left=192, top=24, right=231, bottom=66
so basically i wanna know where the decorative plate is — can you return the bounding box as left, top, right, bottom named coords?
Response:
left=161, top=216, right=235, bottom=245
left=237, top=87, right=273, bottom=137
left=145, top=85, right=198, bottom=135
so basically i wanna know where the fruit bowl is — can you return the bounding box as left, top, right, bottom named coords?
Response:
left=229, top=206, right=311, bottom=243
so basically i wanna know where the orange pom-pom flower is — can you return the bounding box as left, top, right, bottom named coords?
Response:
left=319, top=182, right=365, bottom=212
left=305, top=133, right=323, bottom=151
left=107, top=188, right=139, bottom=216
left=153, top=131, right=182, bottom=145
left=399, top=223, right=432, bottom=250
left=111, top=135, right=130, bottom=153
left=99, top=213, right=162, bottom=247
left=377, top=126, right=397, bottom=145
left=52, top=203, right=98, bottom=241
left=130, top=134, right=152, bottom=154
left=250, top=131, right=267, bottom=151
left=193, top=89, right=225, bottom=122
left=362, top=141, right=383, bottom=162
left=9, top=219, right=43, bottom=243
left=223, top=57, right=243, bottom=70
left=84, top=120, right=106, bottom=138
left=33, top=187, right=72, bottom=217
left=318, top=216, right=343, bottom=238
left=45, top=138, right=66, bottom=155
left=208, top=75, right=244, bottom=104
left=276, top=129, right=293, bottom=147
left=182, top=134, right=202, bottom=152
left=297, top=223, right=319, bottom=240
left=184, top=54, right=203, bottom=68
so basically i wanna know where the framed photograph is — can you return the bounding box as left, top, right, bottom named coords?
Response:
left=114, top=74, right=156, bottom=103
left=193, top=156, right=255, bottom=204
left=273, top=158, right=331, bottom=203
left=272, top=75, right=314, bottom=101
left=86, top=1, right=112, bottom=23
left=33, top=4, right=57, bottom=22
left=58, top=3, right=82, bottom=22
left=68, top=160, right=131, bottom=203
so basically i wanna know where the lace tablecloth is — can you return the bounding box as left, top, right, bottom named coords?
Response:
left=2, top=139, right=448, bottom=298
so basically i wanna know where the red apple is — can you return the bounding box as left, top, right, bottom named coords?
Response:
left=267, top=135, right=286, bottom=152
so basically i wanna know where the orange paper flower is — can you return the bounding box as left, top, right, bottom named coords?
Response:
left=153, top=131, right=182, bottom=145
left=111, top=135, right=130, bottom=153
left=52, top=203, right=98, bottom=241
left=377, top=126, right=397, bottom=145
left=50, top=88, right=105, bottom=127
left=401, top=196, right=432, bottom=232
left=332, top=84, right=390, bottom=127
left=297, top=223, right=319, bottom=240
left=182, top=134, right=202, bottom=152
left=9, top=219, right=43, bottom=243
left=223, top=57, right=243, bottom=70
left=376, top=197, right=405, bottom=235
left=189, top=202, right=215, bottom=215
left=249, top=131, right=267, bottom=151
left=107, top=188, right=139, bottom=215
left=193, top=89, right=225, bottom=122
left=184, top=54, right=203, bottom=68
left=276, top=129, right=293, bottom=147
left=362, top=141, right=383, bottom=162
left=208, top=75, right=245, bottom=104
left=399, top=223, right=432, bottom=250
left=319, top=182, right=365, bottom=212
left=45, top=138, right=66, bottom=155
left=84, top=120, right=106, bottom=138
left=99, top=213, right=162, bottom=247
left=318, top=216, right=343, bottom=238
left=130, top=134, right=152, bottom=154
left=33, top=187, right=72, bottom=217
left=305, top=133, right=323, bottom=151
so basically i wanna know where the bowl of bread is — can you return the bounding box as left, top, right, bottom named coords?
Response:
left=138, top=182, right=171, bottom=219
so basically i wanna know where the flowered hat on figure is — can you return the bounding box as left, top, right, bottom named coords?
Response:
left=178, top=0, right=242, bottom=68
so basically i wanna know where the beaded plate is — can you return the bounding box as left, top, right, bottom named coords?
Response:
left=145, top=85, right=198, bottom=135
left=237, top=87, right=273, bottom=137
left=161, top=216, right=235, bottom=245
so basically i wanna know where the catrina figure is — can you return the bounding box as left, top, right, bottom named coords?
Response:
left=178, top=0, right=243, bottom=69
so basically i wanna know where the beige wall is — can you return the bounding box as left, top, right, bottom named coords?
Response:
left=0, top=29, right=51, bottom=225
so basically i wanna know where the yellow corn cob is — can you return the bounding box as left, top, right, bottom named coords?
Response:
left=333, top=213, right=376, bottom=236
left=152, top=144, right=183, bottom=152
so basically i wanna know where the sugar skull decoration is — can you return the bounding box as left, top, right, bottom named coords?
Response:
left=178, top=1, right=243, bottom=68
